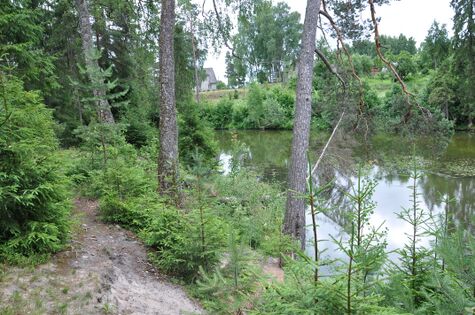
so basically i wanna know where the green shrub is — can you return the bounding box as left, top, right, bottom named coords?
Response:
left=210, top=171, right=286, bottom=256
left=99, top=192, right=165, bottom=232
left=253, top=260, right=347, bottom=314
left=421, top=229, right=475, bottom=313
left=245, top=83, right=265, bottom=128
left=231, top=101, right=250, bottom=129
left=179, top=99, right=218, bottom=168
left=86, top=160, right=153, bottom=199
left=195, top=229, right=261, bottom=314
left=352, top=54, right=373, bottom=76
left=271, top=86, right=295, bottom=127
left=254, top=258, right=402, bottom=314
left=216, top=81, right=227, bottom=90
left=0, top=75, right=71, bottom=264
left=199, top=84, right=295, bottom=130
left=199, top=99, right=234, bottom=130
left=377, top=85, right=453, bottom=137
left=214, top=99, right=234, bottom=129
left=140, top=207, right=226, bottom=280
left=124, top=115, right=155, bottom=149
left=70, top=126, right=156, bottom=199
left=259, top=96, right=287, bottom=129
left=0, top=222, right=66, bottom=265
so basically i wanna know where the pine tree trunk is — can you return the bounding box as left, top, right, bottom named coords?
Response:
left=158, top=0, right=179, bottom=196
left=75, top=0, right=115, bottom=124
left=284, top=0, right=321, bottom=249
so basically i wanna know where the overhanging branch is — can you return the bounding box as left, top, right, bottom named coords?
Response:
left=319, top=6, right=368, bottom=134
left=210, top=0, right=241, bottom=60
left=314, top=48, right=346, bottom=87
left=368, top=0, right=431, bottom=120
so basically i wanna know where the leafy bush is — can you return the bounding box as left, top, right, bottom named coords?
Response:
left=99, top=192, right=163, bottom=231
left=353, top=54, right=374, bottom=76
left=195, top=229, right=261, bottom=314
left=375, top=85, right=453, bottom=137
left=216, top=81, right=227, bottom=90
left=254, top=258, right=402, bottom=315
left=259, top=96, right=288, bottom=129
left=0, top=76, right=71, bottom=264
left=210, top=171, right=287, bottom=256
left=231, top=101, right=250, bottom=129
left=179, top=99, right=218, bottom=168
left=199, top=83, right=295, bottom=130
left=140, top=206, right=226, bottom=279
left=245, top=83, right=266, bottom=128
left=86, top=159, right=153, bottom=199
left=201, top=99, right=234, bottom=129
left=393, top=51, right=417, bottom=80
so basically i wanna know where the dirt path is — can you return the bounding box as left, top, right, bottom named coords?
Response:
left=0, top=198, right=204, bottom=315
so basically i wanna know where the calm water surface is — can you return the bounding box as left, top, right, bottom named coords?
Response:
left=216, top=131, right=475, bottom=266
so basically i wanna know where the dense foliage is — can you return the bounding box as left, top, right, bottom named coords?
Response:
left=0, top=0, right=474, bottom=314
left=0, top=75, right=70, bottom=264
left=226, top=0, right=302, bottom=85
left=200, top=84, right=295, bottom=130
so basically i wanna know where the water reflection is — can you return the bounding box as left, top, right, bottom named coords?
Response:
left=216, top=131, right=475, bottom=259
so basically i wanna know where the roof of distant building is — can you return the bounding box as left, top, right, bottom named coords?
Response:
left=204, top=68, right=217, bottom=83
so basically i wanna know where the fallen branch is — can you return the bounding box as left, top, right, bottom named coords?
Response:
left=309, top=110, right=346, bottom=178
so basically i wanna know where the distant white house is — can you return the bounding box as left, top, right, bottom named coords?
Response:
left=200, top=68, right=217, bottom=91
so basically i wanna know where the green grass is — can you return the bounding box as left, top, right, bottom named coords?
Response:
left=365, top=77, right=393, bottom=97
left=365, top=74, right=431, bottom=97
left=201, top=83, right=285, bottom=102
left=201, top=88, right=247, bottom=102
left=203, top=75, right=431, bottom=103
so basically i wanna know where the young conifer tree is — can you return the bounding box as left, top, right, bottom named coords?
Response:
left=332, top=165, right=387, bottom=314
left=389, top=155, right=433, bottom=312
left=72, top=50, right=128, bottom=169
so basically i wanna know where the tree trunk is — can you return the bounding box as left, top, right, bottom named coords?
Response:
left=189, top=16, right=201, bottom=103
left=284, top=0, right=321, bottom=249
left=158, top=0, right=179, bottom=196
left=75, top=0, right=114, bottom=124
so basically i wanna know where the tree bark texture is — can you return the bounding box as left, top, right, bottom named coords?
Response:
left=158, top=0, right=179, bottom=196
left=75, top=0, right=115, bottom=124
left=189, top=17, right=201, bottom=103
left=284, top=0, right=321, bottom=249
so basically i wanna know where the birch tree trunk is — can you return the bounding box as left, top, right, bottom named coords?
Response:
left=75, top=0, right=115, bottom=124
left=189, top=16, right=201, bottom=103
left=158, top=0, right=179, bottom=196
left=284, top=0, right=321, bottom=249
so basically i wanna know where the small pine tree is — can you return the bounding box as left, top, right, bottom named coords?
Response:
left=71, top=49, right=129, bottom=169
left=422, top=195, right=475, bottom=313
left=332, top=165, right=388, bottom=314
left=196, top=226, right=258, bottom=314
left=386, top=155, right=433, bottom=312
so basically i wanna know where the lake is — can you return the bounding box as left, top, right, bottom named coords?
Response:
left=216, top=130, right=475, bottom=268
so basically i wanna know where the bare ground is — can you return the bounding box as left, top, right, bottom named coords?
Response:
left=0, top=198, right=204, bottom=315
